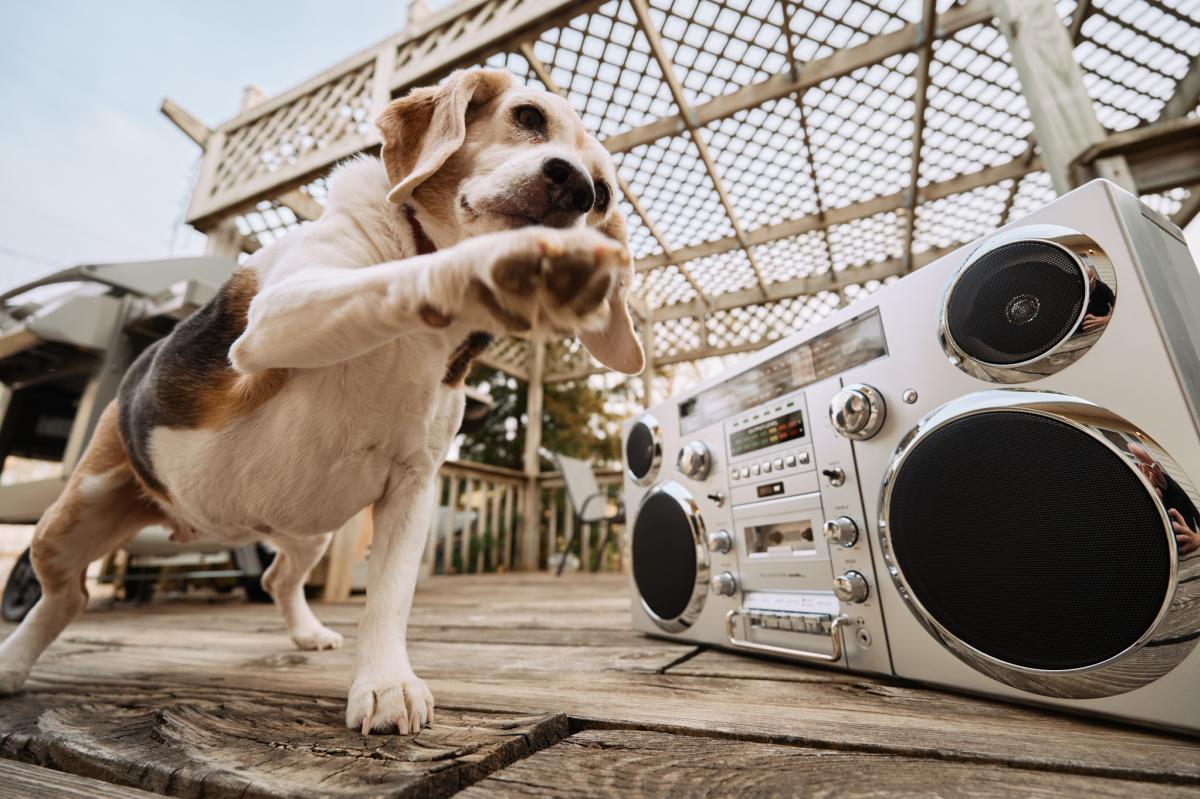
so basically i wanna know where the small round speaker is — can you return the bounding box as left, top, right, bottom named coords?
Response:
left=938, top=226, right=1116, bottom=384
left=880, top=392, right=1196, bottom=697
left=625, top=414, right=661, bottom=486
left=631, top=482, right=707, bottom=631
left=946, top=241, right=1085, bottom=366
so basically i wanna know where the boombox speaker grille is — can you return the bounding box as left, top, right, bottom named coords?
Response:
left=632, top=490, right=698, bottom=622
left=626, top=421, right=656, bottom=481
left=887, top=411, right=1171, bottom=671
left=946, top=241, right=1086, bottom=365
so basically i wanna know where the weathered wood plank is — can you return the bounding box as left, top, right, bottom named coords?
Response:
left=0, top=758, right=162, bottom=798
left=12, top=623, right=1199, bottom=784
left=459, top=729, right=1200, bottom=798
left=0, top=681, right=568, bottom=799
left=5, top=574, right=1198, bottom=788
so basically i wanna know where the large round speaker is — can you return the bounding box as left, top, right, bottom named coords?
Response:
left=880, top=392, right=1196, bottom=698
left=625, top=414, right=662, bottom=487
left=939, top=225, right=1116, bottom=384
left=631, top=482, right=708, bottom=632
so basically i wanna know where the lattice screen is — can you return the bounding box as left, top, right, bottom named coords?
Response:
left=186, top=0, right=1200, bottom=386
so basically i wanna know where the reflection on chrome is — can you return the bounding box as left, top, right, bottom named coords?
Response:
left=938, top=225, right=1117, bottom=384
left=879, top=390, right=1200, bottom=699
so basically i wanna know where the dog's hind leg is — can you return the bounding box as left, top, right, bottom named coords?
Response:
left=0, top=402, right=162, bottom=694
left=262, top=532, right=343, bottom=651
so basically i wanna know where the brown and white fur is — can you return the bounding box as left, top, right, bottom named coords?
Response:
left=0, top=69, right=644, bottom=734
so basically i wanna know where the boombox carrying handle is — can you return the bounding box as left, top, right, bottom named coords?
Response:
left=724, top=610, right=850, bottom=663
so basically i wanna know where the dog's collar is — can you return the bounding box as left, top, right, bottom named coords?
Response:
left=404, top=205, right=437, bottom=256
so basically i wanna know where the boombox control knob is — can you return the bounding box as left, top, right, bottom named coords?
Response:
left=833, top=571, right=870, bottom=604
left=677, top=441, right=712, bottom=480
left=710, top=571, right=738, bottom=596
left=823, top=516, right=859, bottom=548
left=706, top=529, right=733, bottom=554
left=830, top=384, right=886, bottom=440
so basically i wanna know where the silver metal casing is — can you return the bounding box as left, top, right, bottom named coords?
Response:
left=621, top=180, right=1200, bottom=735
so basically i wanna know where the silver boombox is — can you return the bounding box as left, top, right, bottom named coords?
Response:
left=622, top=180, right=1200, bottom=735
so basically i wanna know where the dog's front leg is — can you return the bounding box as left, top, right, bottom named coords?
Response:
left=345, top=462, right=437, bottom=735
left=230, top=227, right=627, bottom=374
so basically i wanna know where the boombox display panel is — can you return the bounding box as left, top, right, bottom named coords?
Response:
left=621, top=180, right=1200, bottom=735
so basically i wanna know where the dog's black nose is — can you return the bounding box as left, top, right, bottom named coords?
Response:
left=543, top=158, right=595, bottom=215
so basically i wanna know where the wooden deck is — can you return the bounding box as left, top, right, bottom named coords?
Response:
left=2, top=573, right=1199, bottom=798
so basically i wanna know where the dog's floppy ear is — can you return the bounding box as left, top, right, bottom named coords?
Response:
left=378, top=68, right=513, bottom=205
left=579, top=210, right=646, bottom=375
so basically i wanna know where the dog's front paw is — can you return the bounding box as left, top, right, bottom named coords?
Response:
left=0, top=664, right=30, bottom=695
left=291, top=623, right=343, bottom=651
left=346, top=672, right=435, bottom=735
left=477, top=227, right=627, bottom=333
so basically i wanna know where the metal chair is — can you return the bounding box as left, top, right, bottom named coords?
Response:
left=550, top=452, right=625, bottom=576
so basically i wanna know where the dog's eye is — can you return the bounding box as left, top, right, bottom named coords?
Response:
left=514, top=104, right=546, bottom=131
left=594, top=180, right=611, bottom=213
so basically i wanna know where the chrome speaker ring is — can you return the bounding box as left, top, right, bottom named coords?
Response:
left=878, top=390, right=1200, bottom=699
left=626, top=413, right=663, bottom=487
left=631, top=481, right=710, bottom=634
left=938, top=225, right=1117, bottom=384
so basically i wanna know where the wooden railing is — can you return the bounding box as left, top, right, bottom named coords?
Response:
left=416, top=461, right=625, bottom=576
left=421, top=460, right=528, bottom=576
left=538, top=468, right=624, bottom=573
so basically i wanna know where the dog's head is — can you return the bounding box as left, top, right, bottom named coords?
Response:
left=376, top=68, right=644, bottom=374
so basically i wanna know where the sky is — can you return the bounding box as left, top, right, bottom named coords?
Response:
left=0, top=0, right=412, bottom=290
left=0, top=0, right=1196, bottom=295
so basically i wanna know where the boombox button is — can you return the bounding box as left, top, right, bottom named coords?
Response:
left=762, top=460, right=773, bottom=473
left=798, top=451, right=811, bottom=465
left=784, top=454, right=797, bottom=468
left=773, top=458, right=784, bottom=471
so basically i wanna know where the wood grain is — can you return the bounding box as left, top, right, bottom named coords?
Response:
left=3, top=573, right=1198, bottom=796
left=0, top=681, right=567, bottom=799
left=460, top=729, right=1200, bottom=798
left=0, top=759, right=163, bottom=798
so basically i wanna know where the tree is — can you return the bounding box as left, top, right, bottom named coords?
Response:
left=457, top=366, right=629, bottom=470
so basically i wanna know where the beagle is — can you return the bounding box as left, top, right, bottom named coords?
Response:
left=0, top=68, right=644, bottom=735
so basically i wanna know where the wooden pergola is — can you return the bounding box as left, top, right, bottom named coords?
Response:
left=164, top=0, right=1200, bottom=573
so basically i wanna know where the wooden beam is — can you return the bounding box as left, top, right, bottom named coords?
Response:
left=1067, top=0, right=1093, bottom=43
left=520, top=341, right=546, bottom=570
left=1160, top=55, right=1200, bottom=123
left=277, top=188, right=324, bottom=222
left=635, top=153, right=1041, bottom=272
left=160, top=98, right=210, bottom=149
left=652, top=242, right=960, bottom=322
left=602, top=0, right=995, bottom=155
left=1172, top=185, right=1200, bottom=229
left=627, top=0, right=769, bottom=297
left=903, top=0, right=938, bottom=272
left=1071, top=118, right=1200, bottom=196
left=992, top=0, right=1134, bottom=193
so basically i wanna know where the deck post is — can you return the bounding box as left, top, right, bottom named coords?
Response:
left=640, top=318, right=656, bottom=408
left=992, top=0, right=1134, bottom=194
left=520, top=340, right=546, bottom=570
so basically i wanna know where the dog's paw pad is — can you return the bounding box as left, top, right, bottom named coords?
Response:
left=493, top=255, right=540, bottom=295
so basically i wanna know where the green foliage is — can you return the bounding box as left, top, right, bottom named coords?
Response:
left=458, top=366, right=629, bottom=470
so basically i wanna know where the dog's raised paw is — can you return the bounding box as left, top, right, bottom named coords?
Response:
left=484, top=228, right=626, bottom=332
left=291, top=624, right=344, bottom=652
left=347, top=673, right=435, bottom=735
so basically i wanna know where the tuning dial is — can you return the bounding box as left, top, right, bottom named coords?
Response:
left=707, top=529, right=733, bottom=554
left=710, top=571, right=738, bottom=596
left=830, top=383, right=886, bottom=440
left=677, top=441, right=712, bottom=480
left=823, top=516, right=859, bottom=548
left=833, top=571, right=870, bottom=604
